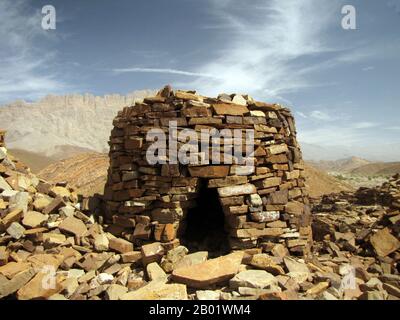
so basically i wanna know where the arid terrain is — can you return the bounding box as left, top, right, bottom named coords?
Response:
left=1, top=91, right=399, bottom=301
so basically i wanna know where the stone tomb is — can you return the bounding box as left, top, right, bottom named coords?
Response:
left=0, top=130, right=5, bottom=148
left=104, top=86, right=312, bottom=255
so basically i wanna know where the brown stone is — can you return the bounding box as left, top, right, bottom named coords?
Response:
left=0, top=268, right=36, bottom=299
left=208, top=176, right=247, bottom=188
left=370, top=228, right=400, bottom=257
left=141, top=242, right=164, bottom=265
left=172, top=251, right=243, bottom=288
left=121, top=281, right=187, bottom=300
left=212, top=103, right=249, bottom=116
left=43, top=196, right=65, bottom=215
left=1, top=208, right=23, bottom=229
left=0, top=262, right=31, bottom=279
left=285, top=201, right=304, bottom=215
left=188, top=166, right=230, bottom=178
left=109, top=237, right=134, bottom=253
left=58, top=217, right=88, bottom=237
left=17, top=272, right=63, bottom=300
left=22, top=211, right=48, bottom=229
left=120, top=251, right=142, bottom=264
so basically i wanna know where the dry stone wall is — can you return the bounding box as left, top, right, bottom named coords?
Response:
left=104, top=86, right=312, bottom=255
left=0, top=131, right=5, bottom=148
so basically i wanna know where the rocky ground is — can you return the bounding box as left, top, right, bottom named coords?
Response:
left=1, top=144, right=399, bottom=300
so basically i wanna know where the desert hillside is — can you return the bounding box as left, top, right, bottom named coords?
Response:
left=303, top=163, right=354, bottom=197
left=350, top=162, right=400, bottom=176
left=308, top=156, right=371, bottom=173
left=0, top=90, right=156, bottom=159
left=37, top=152, right=109, bottom=197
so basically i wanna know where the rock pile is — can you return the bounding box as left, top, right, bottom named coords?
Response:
left=104, top=85, right=312, bottom=255
left=310, top=175, right=400, bottom=299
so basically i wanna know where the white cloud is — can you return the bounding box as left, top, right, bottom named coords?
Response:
left=353, top=122, right=379, bottom=129
left=297, top=125, right=364, bottom=147
left=177, top=0, right=340, bottom=100
left=309, top=110, right=333, bottom=121
left=112, top=67, right=216, bottom=78
left=296, top=111, right=308, bottom=119
left=362, top=66, right=375, bottom=71
left=0, top=0, right=68, bottom=103
left=386, top=126, right=400, bottom=130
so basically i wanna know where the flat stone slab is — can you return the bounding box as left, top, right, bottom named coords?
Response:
left=370, top=228, right=400, bottom=257
left=172, top=251, right=244, bottom=288
left=121, top=281, right=187, bottom=300
left=229, top=270, right=277, bottom=289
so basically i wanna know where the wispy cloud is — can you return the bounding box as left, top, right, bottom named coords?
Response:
left=309, top=110, right=333, bottom=121
left=362, top=66, right=375, bottom=71
left=0, top=0, right=68, bottom=103
left=112, top=67, right=216, bottom=78
left=353, top=122, right=379, bottom=129
left=177, top=0, right=341, bottom=100
left=386, top=126, right=400, bottom=130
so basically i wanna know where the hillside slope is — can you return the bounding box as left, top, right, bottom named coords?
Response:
left=303, top=163, right=354, bottom=198
left=37, top=152, right=109, bottom=196
left=350, top=162, right=400, bottom=176
left=308, top=157, right=371, bottom=173
left=0, top=90, right=155, bottom=159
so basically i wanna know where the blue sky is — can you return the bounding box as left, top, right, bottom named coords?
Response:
left=1, top=0, right=400, bottom=159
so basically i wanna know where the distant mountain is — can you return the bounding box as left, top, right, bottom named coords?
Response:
left=38, top=152, right=108, bottom=197
left=300, top=143, right=354, bottom=161
left=350, top=162, right=400, bottom=176
left=308, top=157, right=371, bottom=173
left=303, top=163, right=354, bottom=197
left=300, top=142, right=400, bottom=162
left=0, top=90, right=156, bottom=159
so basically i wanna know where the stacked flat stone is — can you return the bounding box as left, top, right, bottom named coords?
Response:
left=0, top=130, right=5, bottom=148
left=104, top=85, right=312, bottom=255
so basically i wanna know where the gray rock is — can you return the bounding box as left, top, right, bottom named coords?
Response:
left=6, top=222, right=26, bottom=239
left=0, top=176, right=12, bottom=192
left=230, top=270, right=277, bottom=289
left=196, top=290, right=220, bottom=300
left=106, top=284, right=128, bottom=300
left=283, top=257, right=310, bottom=274
left=59, top=205, right=75, bottom=218
left=0, top=147, right=7, bottom=160
left=9, top=192, right=30, bottom=213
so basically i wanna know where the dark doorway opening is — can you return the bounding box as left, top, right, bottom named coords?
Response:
left=182, top=180, right=230, bottom=257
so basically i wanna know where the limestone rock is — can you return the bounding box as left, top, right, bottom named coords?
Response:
left=106, top=284, right=128, bottom=300
left=6, top=222, right=25, bottom=239
left=172, top=252, right=244, bottom=288
left=229, top=270, right=277, bottom=289
left=109, top=237, right=134, bottom=253
left=121, top=281, right=187, bottom=300
left=58, top=216, right=88, bottom=237
left=370, top=228, right=400, bottom=257
left=196, top=290, right=221, bottom=300
left=22, top=211, right=48, bottom=228
left=146, top=262, right=168, bottom=282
